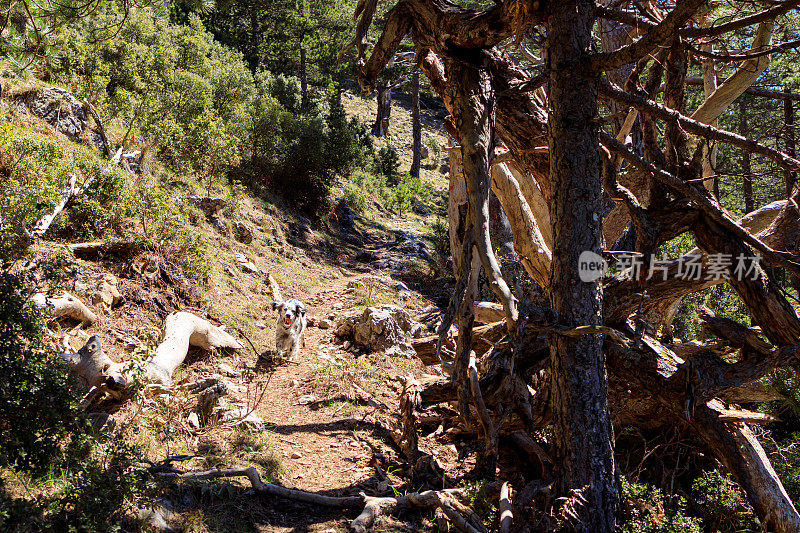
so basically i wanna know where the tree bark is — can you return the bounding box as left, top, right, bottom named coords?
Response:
left=300, top=47, right=309, bottom=115
left=372, top=84, right=392, bottom=137
left=741, top=100, right=754, bottom=213
left=411, top=68, right=422, bottom=179
left=785, top=88, right=796, bottom=198
left=547, top=0, right=619, bottom=529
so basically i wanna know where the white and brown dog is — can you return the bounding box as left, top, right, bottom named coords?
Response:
left=272, top=299, right=307, bottom=360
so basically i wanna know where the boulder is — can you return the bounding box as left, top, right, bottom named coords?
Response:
left=187, top=196, right=227, bottom=217
left=233, top=220, right=254, bottom=243
left=14, top=88, right=87, bottom=142
left=89, top=273, right=124, bottom=313
left=335, top=305, right=424, bottom=358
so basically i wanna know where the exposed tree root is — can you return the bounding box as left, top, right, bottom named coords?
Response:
left=154, top=466, right=485, bottom=532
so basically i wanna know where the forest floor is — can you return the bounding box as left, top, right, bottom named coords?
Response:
left=3, top=92, right=493, bottom=532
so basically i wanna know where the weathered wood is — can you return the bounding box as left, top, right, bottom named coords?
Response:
left=147, top=312, right=243, bottom=385
left=412, top=321, right=506, bottom=365
left=32, top=291, right=97, bottom=326
left=31, top=147, right=123, bottom=237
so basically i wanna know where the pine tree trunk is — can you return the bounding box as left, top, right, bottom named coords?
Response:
left=785, top=89, right=796, bottom=198
left=741, top=101, right=754, bottom=213
left=411, top=69, right=422, bottom=179
left=372, top=84, right=392, bottom=137
left=547, top=0, right=620, bottom=529
left=300, top=47, right=309, bottom=115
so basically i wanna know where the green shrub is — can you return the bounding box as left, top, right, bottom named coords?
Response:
left=691, top=470, right=757, bottom=532
left=341, top=183, right=368, bottom=213
left=49, top=10, right=255, bottom=178
left=250, top=74, right=365, bottom=215
left=621, top=479, right=702, bottom=533
left=325, top=92, right=366, bottom=177
left=376, top=144, right=401, bottom=185
left=426, top=134, right=442, bottom=163
left=387, top=173, right=434, bottom=216
left=0, top=266, right=89, bottom=473
left=429, top=217, right=450, bottom=257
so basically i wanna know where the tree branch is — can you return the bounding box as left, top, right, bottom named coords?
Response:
left=591, top=0, right=707, bottom=72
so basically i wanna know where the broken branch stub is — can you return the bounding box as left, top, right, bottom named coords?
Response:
left=32, top=291, right=98, bottom=326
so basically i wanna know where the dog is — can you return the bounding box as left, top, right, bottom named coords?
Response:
left=272, top=299, right=307, bottom=360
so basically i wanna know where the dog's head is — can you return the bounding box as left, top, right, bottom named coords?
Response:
left=273, top=299, right=306, bottom=327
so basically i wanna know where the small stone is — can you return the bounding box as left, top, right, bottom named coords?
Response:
left=291, top=451, right=303, bottom=459
left=318, top=319, right=332, bottom=329
left=329, top=442, right=341, bottom=448
left=295, top=473, right=304, bottom=479
left=306, top=316, right=318, bottom=327
left=218, top=363, right=240, bottom=378
left=347, top=280, right=365, bottom=290
left=349, top=441, right=360, bottom=447
left=290, top=379, right=299, bottom=387
left=343, top=341, right=352, bottom=350
left=297, top=394, right=317, bottom=405
left=332, top=302, right=344, bottom=310
left=255, top=321, right=266, bottom=329
left=378, top=480, right=389, bottom=493
left=224, top=266, right=237, bottom=277
left=187, top=412, right=200, bottom=429
left=240, top=261, right=258, bottom=273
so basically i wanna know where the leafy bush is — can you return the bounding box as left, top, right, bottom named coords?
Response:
left=341, top=183, right=368, bottom=213
left=691, top=470, right=757, bottom=532
left=250, top=74, right=367, bottom=215
left=251, top=86, right=331, bottom=213
left=428, top=217, right=450, bottom=257
left=387, top=173, right=434, bottom=216
left=376, top=144, right=401, bottom=185
left=325, top=92, right=367, bottom=177
left=0, top=266, right=89, bottom=473
left=426, top=134, right=442, bottom=163
left=621, top=479, right=702, bottom=533
left=49, top=11, right=255, bottom=179
left=48, top=438, right=157, bottom=533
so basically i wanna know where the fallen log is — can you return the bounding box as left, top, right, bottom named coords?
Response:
left=31, top=148, right=123, bottom=237
left=146, top=311, right=244, bottom=385
left=31, top=291, right=97, bottom=326
left=67, top=240, right=140, bottom=258
left=61, top=335, right=127, bottom=393
left=64, top=312, right=243, bottom=391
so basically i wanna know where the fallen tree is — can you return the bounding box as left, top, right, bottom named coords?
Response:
left=62, top=311, right=243, bottom=395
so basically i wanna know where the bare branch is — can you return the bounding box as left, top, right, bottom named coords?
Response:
left=591, top=0, right=707, bottom=72
left=599, top=132, right=800, bottom=279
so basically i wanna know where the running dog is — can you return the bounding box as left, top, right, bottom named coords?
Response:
left=272, top=299, right=307, bottom=360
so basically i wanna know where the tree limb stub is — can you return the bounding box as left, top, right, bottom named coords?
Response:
left=32, top=291, right=97, bottom=326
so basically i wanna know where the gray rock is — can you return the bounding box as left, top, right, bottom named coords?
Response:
left=334, top=304, right=422, bottom=358
left=15, top=87, right=86, bottom=142
left=318, top=319, right=332, bottom=330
